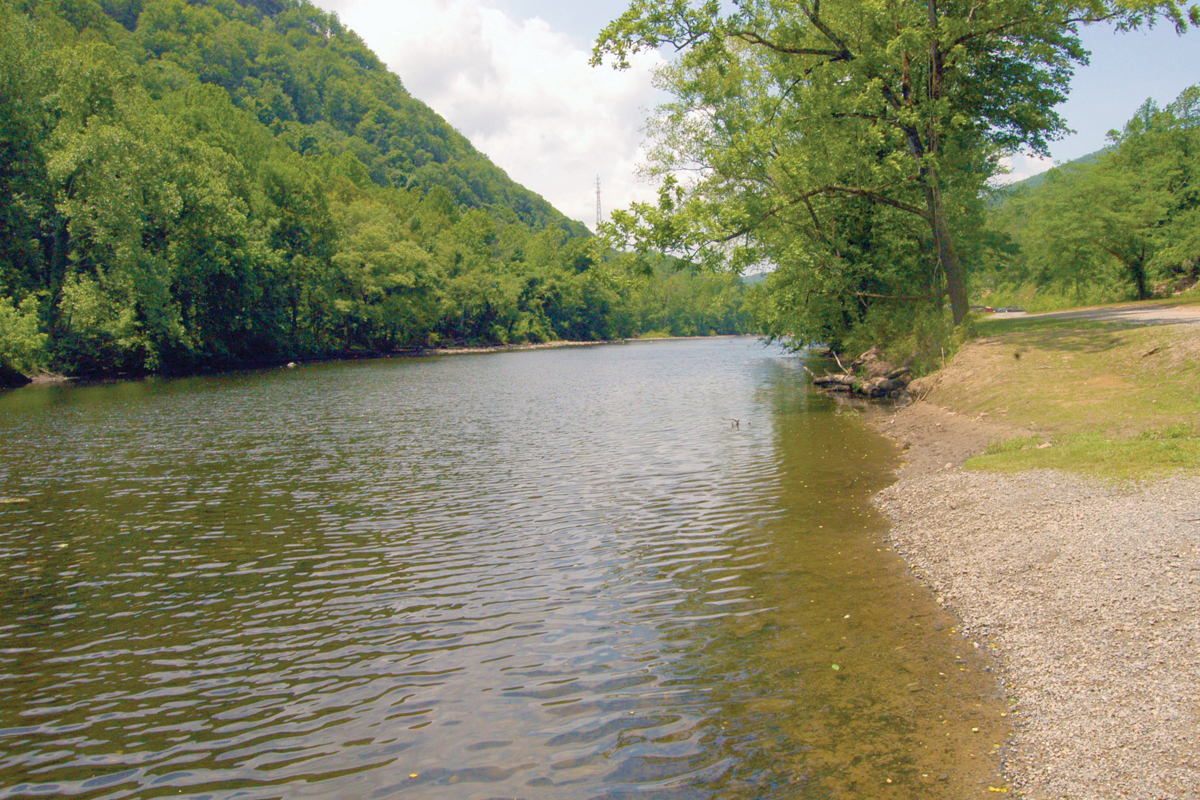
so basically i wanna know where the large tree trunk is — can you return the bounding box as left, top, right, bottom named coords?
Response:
left=925, top=179, right=970, bottom=325
left=908, top=136, right=970, bottom=325
left=912, top=9, right=970, bottom=326
left=1129, top=259, right=1149, bottom=300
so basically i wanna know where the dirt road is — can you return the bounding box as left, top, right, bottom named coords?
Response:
left=994, top=303, right=1200, bottom=326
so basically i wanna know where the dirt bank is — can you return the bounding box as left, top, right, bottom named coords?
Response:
left=869, top=401, right=1200, bottom=799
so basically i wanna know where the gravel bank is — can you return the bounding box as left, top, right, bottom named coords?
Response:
left=871, top=403, right=1200, bottom=799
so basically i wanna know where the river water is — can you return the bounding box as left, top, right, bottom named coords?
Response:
left=0, top=338, right=1007, bottom=799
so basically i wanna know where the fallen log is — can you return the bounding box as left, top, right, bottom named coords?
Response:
left=809, top=349, right=912, bottom=399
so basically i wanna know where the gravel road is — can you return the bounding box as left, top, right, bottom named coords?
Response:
left=869, top=403, right=1200, bottom=799
left=992, top=303, right=1200, bottom=327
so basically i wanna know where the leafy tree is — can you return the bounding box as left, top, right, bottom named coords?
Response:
left=0, top=295, right=46, bottom=376
left=594, top=0, right=1197, bottom=350
left=0, top=6, right=53, bottom=295
left=987, top=85, right=1200, bottom=304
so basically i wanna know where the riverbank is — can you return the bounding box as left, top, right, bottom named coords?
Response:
left=429, top=334, right=754, bottom=355
left=864, top=318, right=1200, bottom=799
left=0, top=340, right=622, bottom=390
left=4, top=337, right=767, bottom=390
left=426, top=339, right=619, bottom=356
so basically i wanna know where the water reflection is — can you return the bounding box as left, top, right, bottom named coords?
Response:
left=0, top=339, right=1005, bottom=798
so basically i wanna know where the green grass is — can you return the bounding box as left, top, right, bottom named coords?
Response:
left=982, top=435, right=1045, bottom=455
left=967, top=433, right=1200, bottom=481
left=929, top=322, right=1200, bottom=480
left=974, top=316, right=1133, bottom=337
left=972, top=289, right=1200, bottom=318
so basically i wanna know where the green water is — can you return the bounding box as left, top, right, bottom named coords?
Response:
left=0, top=338, right=1007, bottom=799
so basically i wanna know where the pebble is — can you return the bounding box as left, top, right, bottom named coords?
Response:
left=872, top=408, right=1200, bottom=799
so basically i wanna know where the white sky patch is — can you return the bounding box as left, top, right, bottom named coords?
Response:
left=315, top=0, right=666, bottom=231
left=992, top=153, right=1057, bottom=186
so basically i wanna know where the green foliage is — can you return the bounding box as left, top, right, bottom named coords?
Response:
left=0, top=294, right=47, bottom=373
left=0, top=0, right=754, bottom=379
left=984, top=84, right=1200, bottom=304
left=595, top=0, right=1195, bottom=358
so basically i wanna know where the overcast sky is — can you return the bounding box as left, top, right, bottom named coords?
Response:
left=314, top=0, right=1197, bottom=228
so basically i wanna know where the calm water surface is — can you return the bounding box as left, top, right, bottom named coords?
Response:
left=0, top=339, right=1007, bottom=799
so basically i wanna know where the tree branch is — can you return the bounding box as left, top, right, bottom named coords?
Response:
left=729, top=30, right=847, bottom=59
left=819, top=185, right=931, bottom=219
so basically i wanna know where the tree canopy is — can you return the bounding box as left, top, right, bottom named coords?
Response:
left=593, top=0, right=1197, bottom=355
left=984, top=85, right=1200, bottom=306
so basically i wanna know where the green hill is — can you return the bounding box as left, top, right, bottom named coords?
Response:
left=135, top=0, right=585, bottom=235
left=0, top=0, right=753, bottom=380
left=1006, top=148, right=1107, bottom=193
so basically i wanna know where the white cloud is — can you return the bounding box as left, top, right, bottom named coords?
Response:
left=315, top=0, right=666, bottom=231
left=992, top=153, right=1057, bottom=186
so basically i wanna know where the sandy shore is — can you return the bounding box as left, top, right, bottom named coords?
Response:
left=868, top=402, right=1200, bottom=799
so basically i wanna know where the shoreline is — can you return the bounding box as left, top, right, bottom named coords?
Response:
left=1, top=335, right=761, bottom=392
left=865, top=400, right=1200, bottom=799
left=426, top=334, right=755, bottom=355
left=425, top=339, right=621, bottom=356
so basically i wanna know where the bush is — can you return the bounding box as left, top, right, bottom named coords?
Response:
left=0, top=294, right=47, bottom=375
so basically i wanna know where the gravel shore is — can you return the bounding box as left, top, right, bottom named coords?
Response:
left=870, top=402, right=1200, bottom=799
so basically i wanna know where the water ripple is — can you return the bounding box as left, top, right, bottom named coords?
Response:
left=0, top=339, right=1005, bottom=799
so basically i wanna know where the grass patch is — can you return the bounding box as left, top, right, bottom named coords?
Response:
left=982, top=435, right=1045, bottom=455
left=927, top=321, right=1200, bottom=479
left=975, top=316, right=1133, bottom=337
left=967, top=434, right=1200, bottom=481
left=1136, top=295, right=1200, bottom=309
left=638, top=330, right=674, bottom=340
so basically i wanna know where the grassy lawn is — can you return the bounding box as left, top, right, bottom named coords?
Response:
left=925, top=316, right=1200, bottom=479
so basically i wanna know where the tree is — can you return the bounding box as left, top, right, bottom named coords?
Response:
left=989, top=86, right=1200, bottom=303
left=0, top=7, right=53, bottom=298
left=594, top=0, right=1197, bottom=337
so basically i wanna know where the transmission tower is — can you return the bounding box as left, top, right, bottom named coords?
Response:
left=595, top=175, right=602, bottom=229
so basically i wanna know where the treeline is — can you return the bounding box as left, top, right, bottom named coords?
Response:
left=983, top=85, right=1200, bottom=308
left=0, top=0, right=751, bottom=382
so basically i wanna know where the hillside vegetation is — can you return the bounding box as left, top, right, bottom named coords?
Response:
left=0, top=0, right=750, bottom=382
left=980, top=86, right=1200, bottom=310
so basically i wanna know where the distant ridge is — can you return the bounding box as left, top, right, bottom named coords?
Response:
left=988, top=148, right=1109, bottom=208
left=999, top=148, right=1108, bottom=193
left=202, top=0, right=587, bottom=236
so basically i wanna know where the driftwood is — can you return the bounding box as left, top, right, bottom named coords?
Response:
left=808, top=347, right=912, bottom=399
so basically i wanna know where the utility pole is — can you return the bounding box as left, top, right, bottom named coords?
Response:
left=595, top=175, right=602, bottom=229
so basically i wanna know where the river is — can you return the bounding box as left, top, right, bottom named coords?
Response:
left=0, top=338, right=1006, bottom=799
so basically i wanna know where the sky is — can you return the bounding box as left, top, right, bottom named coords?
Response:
left=314, top=0, right=1197, bottom=227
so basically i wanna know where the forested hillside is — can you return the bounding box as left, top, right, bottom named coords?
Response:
left=0, top=0, right=750, bottom=383
left=990, top=149, right=1105, bottom=197
left=982, top=85, right=1200, bottom=309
